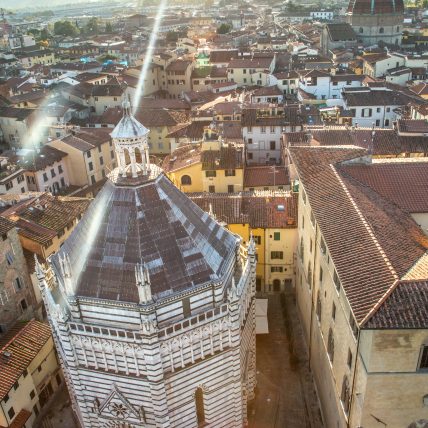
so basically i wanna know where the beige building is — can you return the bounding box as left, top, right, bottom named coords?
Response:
left=49, top=127, right=116, bottom=186
left=289, top=145, right=428, bottom=428
left=165, top=59, right=194, bottom=98
left=227, top=55, right=275, bottom=87
left=0, top=320, right=63, bottom=428
left=0, top=217, right=36, bottom=335
left=0, top=158, right=27, bottom=195
left=0, top=107, right=38, bottom=148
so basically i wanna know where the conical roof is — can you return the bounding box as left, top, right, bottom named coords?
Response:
left=110, top=100, right=149, bottom=140
left=51, top=172, right=238, bottom=303
left=348, top=0, right=404, bottom=14
left=110, top=113, right=149, bottom=139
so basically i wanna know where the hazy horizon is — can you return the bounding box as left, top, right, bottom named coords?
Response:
left=0, top=0, right=108, bottom=11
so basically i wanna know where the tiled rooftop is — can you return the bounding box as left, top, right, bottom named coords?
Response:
left=289, top=146, right=428, bottom=326
left=1, top=193, right=90, bottom=245
left=188, top=191, right=298, bottom=229
left=52, top=173, right=238, bottom=302
left=244, top=165, right=289, bottom=188
left=0, top=320, right=52, bottom=400
left=365, top=280, right=428, bottom=329
left=339, top=161, right=428, bottom=213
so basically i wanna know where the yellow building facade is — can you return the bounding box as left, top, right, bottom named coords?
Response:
left=163, top=133, right=245, bottom=193
left=189, top=191, right=298, bottom=292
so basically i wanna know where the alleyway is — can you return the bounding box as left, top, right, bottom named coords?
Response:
left=248, top=293, right=323, bottom=428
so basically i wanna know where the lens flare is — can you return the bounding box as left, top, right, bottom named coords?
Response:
left=21, top=95, right=54, bottom=150
left=74, top=187, right=111, bottom=288
left=132, top=0, right=168, bottom=115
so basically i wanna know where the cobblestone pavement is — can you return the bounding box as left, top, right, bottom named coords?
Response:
left=248, top=292, right=324, bottom=428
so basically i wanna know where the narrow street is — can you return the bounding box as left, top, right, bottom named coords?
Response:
left=248, top=293, right=323, bottom=428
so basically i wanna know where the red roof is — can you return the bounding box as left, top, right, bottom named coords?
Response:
left=289, top=146, right=428, bottom=324
left=365, top=280, right=428, bottom=329
left=244, top=165, right=289, bottom=187
left=0, top=321, right=52, bottom=400
left=188, top=191, right=298, bottom=229
left=340, top=161, right=428, bottom=213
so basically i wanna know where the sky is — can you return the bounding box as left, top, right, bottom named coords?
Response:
left=0, top=0, right=100, bottom=10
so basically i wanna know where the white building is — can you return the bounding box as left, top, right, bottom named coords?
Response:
left=241, top=105, right=286, bottom=165
left=310, top=10, right=334, bottom=21
left=298, top=70, right=363, bottom=102
left=38, top=101, right=256, bottom=428
left=273, top=71, right=299, bottom=96
left=0, top=158, right=27, bottom=195
left=342, top=87, right=410, bottom=127
left=2, top=146, right=70, bottom=194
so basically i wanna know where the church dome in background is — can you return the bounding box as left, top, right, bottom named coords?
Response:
left=347, top=0, right=404, bottom=15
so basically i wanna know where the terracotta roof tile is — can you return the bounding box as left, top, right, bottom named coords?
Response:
left=288, top=126, right=428, bottom=156
left=289, top=146, right=428, bottom=324
left=364, top=280, right=428, bottom=329
left=0, top=217, right=15, bottom=236
left=188, top=191, right=298, bottom=229
left=0, top=320, right=52, bottom=400
left=244, top=165, right=289, bottom=187
left=201, top=145, right=243, bottom=170
left=1, top=193, right=90, bottom=245
left=339, top=161, right=428, bottom=213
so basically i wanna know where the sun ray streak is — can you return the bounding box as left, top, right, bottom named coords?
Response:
left=132, top=0, right=168, bottom=115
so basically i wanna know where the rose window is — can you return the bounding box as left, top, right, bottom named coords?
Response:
left=108, top=402, right=129, bottom=419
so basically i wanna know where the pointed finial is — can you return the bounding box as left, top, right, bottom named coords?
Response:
left=122, top=98, right=131, bottom=116
left=135, top=262, right=152, bottom=304
left=208, top=203, right=216, bottom=219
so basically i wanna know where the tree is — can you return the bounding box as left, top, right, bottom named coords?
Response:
left=40, top=28, right=49, bottom=40
left=28, top=28, right=40, bottom=36
left=85, top=17, right=99, bottom=35
left=54, top=20, right=79, bottom=37
left=216, top=23, right=232, bottom=34
left=105, top=22, right=113, bottom=33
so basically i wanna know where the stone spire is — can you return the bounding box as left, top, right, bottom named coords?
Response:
left=135, top=262, right=152, bottom=304
left=110, top=98, right=151, bottom=178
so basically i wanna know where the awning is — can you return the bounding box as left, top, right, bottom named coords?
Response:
left=256, top=298, right=269, bottom=334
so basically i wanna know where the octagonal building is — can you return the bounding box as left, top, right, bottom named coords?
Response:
left=346, top=0, right=404, bottom=46
left=37, top=102, right=256, bottom=428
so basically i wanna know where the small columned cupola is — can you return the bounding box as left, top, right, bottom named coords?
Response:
left=110, top=99, right=150, bottom=178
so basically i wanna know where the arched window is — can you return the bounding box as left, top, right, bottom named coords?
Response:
left=379, top=27, right=384, bottom=34
left=327, top=328, right=334, bottom=362
left=181, top=175, right=192, bottom=186
left=359, top=27, right=363, bottom=33
left=423, top=394, right=428, bottom=406
left=341, top=376, right=351, bottom=415
left=396, top=26, right=400, bottom=32
left=195, top=387, right=205, bottom=425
